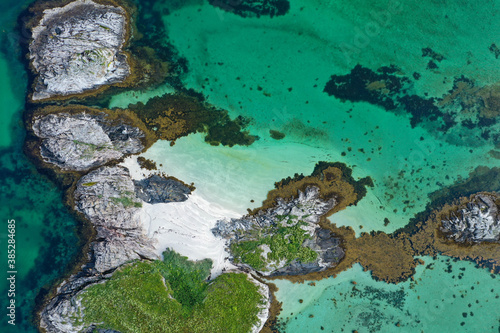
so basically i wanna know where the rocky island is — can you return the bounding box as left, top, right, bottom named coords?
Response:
left=28, top=0, right=130, bottom=101
left=23, top=0, right=271, bottom=332
left=441, top=192, right=499, bottom=243
left=32, top=111, right=145, bottom=171
left=214, top=186, right=345, bottom=276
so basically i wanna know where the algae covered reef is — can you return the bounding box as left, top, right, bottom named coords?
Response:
left=218, top=163, right=499, bottom=286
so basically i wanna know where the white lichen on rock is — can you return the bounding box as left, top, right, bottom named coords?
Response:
left=74, top=165, right=158, bottom=272
left=32, top=112, right=144, bottom=171
left=29, top=0, right=130, bottom=100
left=441, top=192, right=500, bottom=243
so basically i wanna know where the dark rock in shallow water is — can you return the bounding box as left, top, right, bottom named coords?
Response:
left=208, top=0, right=290, bottom=18
left=134, top=174, right=191, bottom=204
left=324, top=65, right=500, bottom=145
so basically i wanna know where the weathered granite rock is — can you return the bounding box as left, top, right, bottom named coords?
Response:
left=32, top=112, right=144, bottom=171
left=213, top=186, right=344, bottom=276
left=134, top=174, right=191, bottom=204
left=441, top=192, right=500, bottom=243
left=29, top=0, right=130, bottom=100
left=74, top=165, right=157, bottom=272
left=40, top=165, right=157, bottom=332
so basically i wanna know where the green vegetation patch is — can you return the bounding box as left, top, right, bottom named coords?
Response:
left=231, top=240, right=266, bottom=270
left=230, top=218, right=318, bottom=272
left=111, top=196, right=142, bottom=208
left=158, top=249, right=212, bottom=312
left=79, top=251, right=265, bottom=333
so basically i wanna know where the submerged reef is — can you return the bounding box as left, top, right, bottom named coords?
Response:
left=324, top=65, right=500, bottom=147
left=208, top=0, right=290, bottom=18
left=128, top=93, right=258, bottom=146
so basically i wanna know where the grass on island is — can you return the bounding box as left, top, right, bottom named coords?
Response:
left=110, top=196, right=142, bottom=208
left=78, top=249, right=265, bottom=333
left=230, top=218, right=318, bottom=271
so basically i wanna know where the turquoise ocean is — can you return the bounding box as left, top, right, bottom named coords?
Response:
left=0, top=0, right=79, bottom=332
left=1, top=0, right=499, bottom=332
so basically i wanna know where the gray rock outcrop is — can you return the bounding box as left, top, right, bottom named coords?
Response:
left=133, top=174, right=192, bottom=204
left=213, top=186, right=344, bottom=276
left=74, top=165, right=158, bottom=272
left=32, top=112, right=144, bottom=171
left=29, top=0, right=130, bottom=100
left=441, top=192, right=500, bottom=243
left=40, top=165, right=157, bottom=333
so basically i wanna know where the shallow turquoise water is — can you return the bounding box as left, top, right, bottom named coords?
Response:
left=274, top=256, right=500, bottom=332
left=0, top=1, right=79, bottom=332
left=137, top=0, right=500, bottom=331
left=0, top=0, right=497, bottom=332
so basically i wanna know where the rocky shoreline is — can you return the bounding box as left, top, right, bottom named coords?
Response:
left=32, top=112, right=145, bottom=171
left=441, top=192, right=499, bottom=243
left=23, top=2, right=273, bottom=331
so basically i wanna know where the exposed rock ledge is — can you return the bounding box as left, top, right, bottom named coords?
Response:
left=40, top=165, right=158, bottom=332
left=29, top=0, right=130, bottom=100
left=441, top=192, right=500, bottom=243
left=74, top=166, right=158, bottom=272
left=213, top=186, right=345, bottom=276
left=32, top=112, right=145, bottom=171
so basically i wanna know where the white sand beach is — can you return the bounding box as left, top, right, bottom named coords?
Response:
left=122, top=156, right=240, bottom=278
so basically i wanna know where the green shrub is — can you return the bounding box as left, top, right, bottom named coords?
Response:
left=111, top=196, right=142, bottom=208
left=79, top=251, right=264, bottom=333
left=231, top=219, right=318, bottom=271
